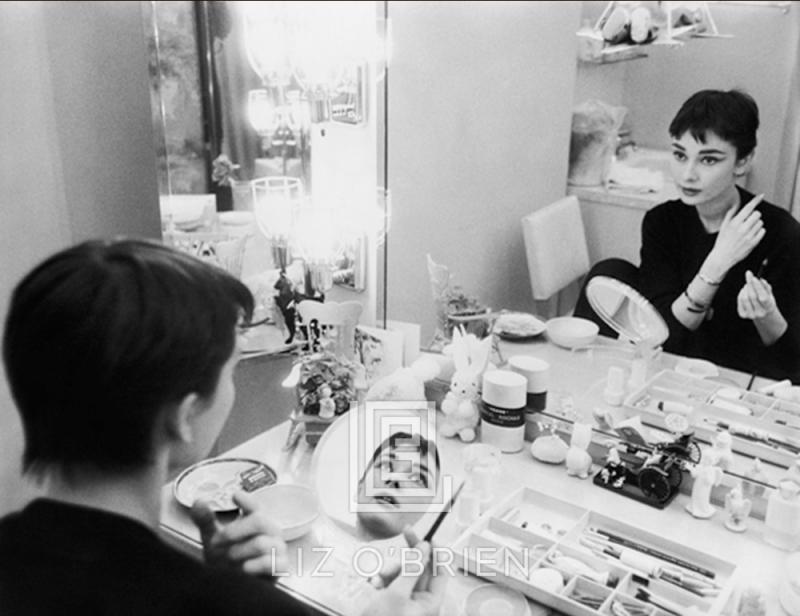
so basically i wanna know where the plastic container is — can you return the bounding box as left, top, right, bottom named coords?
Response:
left=480, top=370, right=527, bottom=453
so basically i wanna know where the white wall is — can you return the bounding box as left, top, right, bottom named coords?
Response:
left=0, top=2, right=160, bottom=515
left=575, top=3, right=800, bottom=205
left=386, top=1, right=582, bottom=342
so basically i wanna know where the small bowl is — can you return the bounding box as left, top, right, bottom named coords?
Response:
left=464, top=584, right=530, bottom=616
left=545, top=317, right=599, bottom=349
left=251, top=484, right=319, bottom=541
left=160, top=194, right=212, bottom=227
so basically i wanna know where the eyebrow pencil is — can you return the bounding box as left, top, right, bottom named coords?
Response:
left=590, top=527, right=715, bottom=579
left=423, top=480, right=465, bottom=542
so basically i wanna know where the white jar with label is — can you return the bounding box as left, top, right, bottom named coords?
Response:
left=480, top=370, right=527, bottom=453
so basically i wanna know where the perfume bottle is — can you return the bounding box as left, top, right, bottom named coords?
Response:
left=764, top=480, right=800, bottom=551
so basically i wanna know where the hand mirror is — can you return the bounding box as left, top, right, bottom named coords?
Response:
left=586, top=276, right=669, bottom=348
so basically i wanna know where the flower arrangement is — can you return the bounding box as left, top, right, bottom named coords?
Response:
left=295, top=352, right=357, bottom=419
left=211, top=154, right=240, bottom=186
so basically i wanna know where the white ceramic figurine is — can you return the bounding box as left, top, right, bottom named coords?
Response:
left=724, top=482, right=752, bottom=533
left=565, top=422, right=594, bottom=479
left=686, top=455, right=724, bottom=519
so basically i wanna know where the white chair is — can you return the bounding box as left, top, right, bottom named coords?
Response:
left=296, top=300, right=363, bottom=360
left=522, top=195, right=590, bottom=318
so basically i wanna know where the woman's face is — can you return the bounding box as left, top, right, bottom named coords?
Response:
left=356, top=436, right=439, bottom=539
left=669, top=130, right=748, bottom=215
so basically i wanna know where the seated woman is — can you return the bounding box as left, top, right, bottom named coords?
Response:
left=576, top=89, right=800, bottom=382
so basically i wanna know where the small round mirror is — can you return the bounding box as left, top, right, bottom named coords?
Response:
left=586, top=276, right=669, bottom=348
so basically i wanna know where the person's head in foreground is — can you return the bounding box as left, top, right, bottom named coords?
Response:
left=356, top=431, right=441, bottom=540
left=668, top=88, right=757, bottom=212
left=4, top=238, right=253, bottom=484
left=2, top=238, right=446, bottom=616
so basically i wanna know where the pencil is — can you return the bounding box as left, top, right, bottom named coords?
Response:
left=591, top=527, right=716, bottom=579
left=424, top=480, right=465, bottom=542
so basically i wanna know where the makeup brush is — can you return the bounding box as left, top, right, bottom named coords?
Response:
left=424, top=480, right=465, bottom=542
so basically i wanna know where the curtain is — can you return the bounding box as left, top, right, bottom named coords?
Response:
left=776, top=7, right=800, bottom=220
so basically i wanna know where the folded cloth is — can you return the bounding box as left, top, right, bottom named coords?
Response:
left=607, top=159, right=665, bottom=193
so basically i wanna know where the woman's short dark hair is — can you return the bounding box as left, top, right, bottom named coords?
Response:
left=669, top=89, right=759, bottom=159
left=2, top=239, right=254, bottom=480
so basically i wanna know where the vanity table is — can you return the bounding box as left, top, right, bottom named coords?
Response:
left=160, top=336, right=789, bottom=616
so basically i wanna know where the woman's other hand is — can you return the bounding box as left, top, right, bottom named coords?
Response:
left=190, top=491, right=289, bottom=577
left=706, top=194, right=765, bottom=278
left=738, top=270, right=788, bottom=346
left=737, top=270, right=776, bottom=320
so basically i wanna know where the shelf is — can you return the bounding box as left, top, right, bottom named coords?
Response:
left=579, top=44, right=648, bottom=64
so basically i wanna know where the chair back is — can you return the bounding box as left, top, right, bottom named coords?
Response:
left=296, top=300, right=363, bottom=359
left=522, top=195, right=590, bottom=307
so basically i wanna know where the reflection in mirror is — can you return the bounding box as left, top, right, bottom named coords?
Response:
left=384, top=3, right=799, bottom=343
left=586, top=276, right=669, bottom=348
left=147, top=1, right=390, bottom=324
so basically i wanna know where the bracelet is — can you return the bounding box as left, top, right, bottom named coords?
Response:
left=697, top=272, right=722, bottom=286
left=683, top=289, right=709, bottom=311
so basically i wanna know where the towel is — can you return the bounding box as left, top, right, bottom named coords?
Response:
left=607, top=158, right=665, bottom=193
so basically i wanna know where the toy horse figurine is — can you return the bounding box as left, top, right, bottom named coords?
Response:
left=274, top=271, right=297, bottom=344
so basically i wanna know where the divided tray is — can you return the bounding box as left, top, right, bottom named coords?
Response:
left=624, top=370, right=800, bottom=467
left=451, top=487, right=737, bottom=616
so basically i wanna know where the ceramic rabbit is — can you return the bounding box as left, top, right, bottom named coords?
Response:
left=440, top=327, right=492, bottom=442
left=565, top=422, right=593, bottom=479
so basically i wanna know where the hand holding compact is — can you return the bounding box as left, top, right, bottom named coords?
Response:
left=190, top=490, right=289, bottom=577
left=737, top=270, right=778, bottom=320
left=706, top=194, right=765, bottom=277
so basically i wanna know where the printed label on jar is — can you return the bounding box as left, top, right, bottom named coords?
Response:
left=480, top=402, right=525, bottom=428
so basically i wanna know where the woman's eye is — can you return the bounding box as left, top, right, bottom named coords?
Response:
left=671, top=151, right=686, bottom=162
left=701, top=157, right=721, bottom=165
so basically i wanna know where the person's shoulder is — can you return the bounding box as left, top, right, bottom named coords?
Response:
left=760, top=199, right=800, bottom=230
left=175, top=564, right=307, bottom=615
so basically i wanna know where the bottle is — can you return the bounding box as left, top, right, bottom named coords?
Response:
left=480, top=370, right=527, bottom=453
left=764, top=480, right=800, bottom=551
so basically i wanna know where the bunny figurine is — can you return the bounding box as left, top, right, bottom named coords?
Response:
left=565, top=422, right=594, bottom=479
left=440, top=327, right=492, bottom=442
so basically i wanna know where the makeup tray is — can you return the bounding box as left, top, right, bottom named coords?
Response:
left=451, top=487, right=737, bottom=616
left=624, top=369, right=800, bottom=467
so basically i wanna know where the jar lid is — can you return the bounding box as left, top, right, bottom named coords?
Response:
left=482, top=370, right=526, bottom=408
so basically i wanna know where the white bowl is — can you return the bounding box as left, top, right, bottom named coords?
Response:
left=464, top=584, right=530, bottom=616
left=160, top=194, right=214, bottom=228
left=545, top=317, right=599, bottom=349
left=252, top=484, right=320, bottom=541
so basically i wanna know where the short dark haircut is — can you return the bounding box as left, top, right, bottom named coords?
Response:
left=669, top=89, right=759, bottom=159
left=363, top=431, right=441, bottom=483
left=3, top=239, right=254, bottom=480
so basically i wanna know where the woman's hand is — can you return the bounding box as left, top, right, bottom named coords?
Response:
left=705, top=194, right=765, bottom=279
left=190, top=491, right=289, bottom=576
left=737, top=270, right=788, bottom=346
left=737, top=270, right=777, bottom=320
left=361, top=528, right=448, bottom=616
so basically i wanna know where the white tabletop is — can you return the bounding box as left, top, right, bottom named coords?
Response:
left=160, top=336, right=791, bottom=616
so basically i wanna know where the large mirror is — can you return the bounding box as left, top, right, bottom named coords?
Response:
left=382, top=2, right=799, bottom=348
left=148, top=2, right=800, bottom=347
